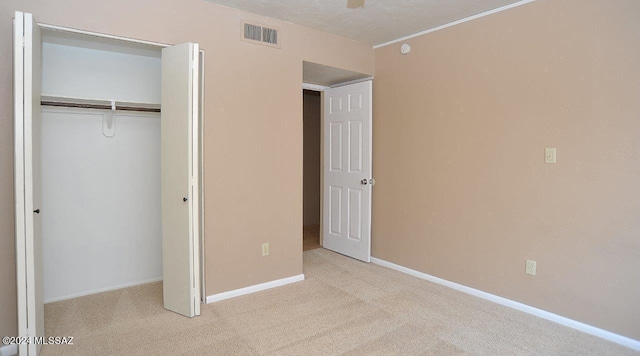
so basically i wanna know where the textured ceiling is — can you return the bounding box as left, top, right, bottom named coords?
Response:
left=205, top=0, right=524, bottom=46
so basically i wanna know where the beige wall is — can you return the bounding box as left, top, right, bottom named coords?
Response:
left=4, top=0, right=638, bottom=343
left=0, top=0, right=373, bottom=338
left=303, top=90, right=321, bottom=226
left=373, top=0, right=640, bottom=340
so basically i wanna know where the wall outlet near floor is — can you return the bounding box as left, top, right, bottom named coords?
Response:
left=545, top=148, right=556, bottom=163
left=525, top=259, right=537, bottom=276
left=262, top=243, right=270, bottom=256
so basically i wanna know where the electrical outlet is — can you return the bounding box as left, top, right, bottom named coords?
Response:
left=545, top=148, right=556, bottom=163
left=525, top=259, right=537, bottom=276
left=262, top=243, right=269, bottom=256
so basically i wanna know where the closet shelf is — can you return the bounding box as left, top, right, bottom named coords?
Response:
left=41, top=94, right=161, bottom=113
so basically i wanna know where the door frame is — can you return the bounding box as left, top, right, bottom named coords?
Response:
left=14, top=16, right=207, bottom=337
left=302, top=77, right=373, bottom=253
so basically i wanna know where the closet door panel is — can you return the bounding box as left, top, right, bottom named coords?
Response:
left=14, top=11, right=44, bottom=356
left=161, top=42, right=200, bottom=317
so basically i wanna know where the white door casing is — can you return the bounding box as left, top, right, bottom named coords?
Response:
left=14, top=11, right=44, bottom=356
left=161, top=42, right=201, bottom=317
left=322, top=81, right=373, bottom=262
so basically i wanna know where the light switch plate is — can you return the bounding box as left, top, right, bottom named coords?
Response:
left=545, top=148, right=556, bottom=163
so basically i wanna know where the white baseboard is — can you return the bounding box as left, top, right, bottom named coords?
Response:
left=206, top=274, right=305, bottom=304
left=44, top=277, right=163, bottom=304
left=0, top=344, right=18, bottom=356
left=370, top=257, right=640, bottom=352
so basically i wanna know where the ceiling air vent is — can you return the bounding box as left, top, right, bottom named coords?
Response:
left=242, top=21, right=280, bottom=48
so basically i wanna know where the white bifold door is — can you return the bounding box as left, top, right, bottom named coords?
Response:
left=161, top=43, right=202, bottom=318
left=14, top=12, right=202, bottom=355
left=322, top=81, right=373, bottom=262
left=14, top=11, right=44, bottom=356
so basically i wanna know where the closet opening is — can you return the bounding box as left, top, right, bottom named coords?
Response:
left=40, top=28, right=165, bottom=305
left=14, top=11, right=204, bottom=353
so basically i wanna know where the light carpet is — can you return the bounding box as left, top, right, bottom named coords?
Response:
left=42, top=248, right=638, bottom=355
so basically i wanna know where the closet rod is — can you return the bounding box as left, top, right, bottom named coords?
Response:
left=41, top=101, right=161, bottom=113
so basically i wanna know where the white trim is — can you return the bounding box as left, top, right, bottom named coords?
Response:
left=373, top=0, right=538, bottom=49
left=330, top=76, right=374, bottom=88
left=302, top=83, right=329, bottom=92
left=206, top=274, right=305, bottom=303
left=13, top=12, right=28, bottom=356
left=43, top=277, right=162, bottom=304
left=23, top=14, right=38, bottom=356
left=0, top=344, right=18, bottom=356
left=198, top=50, right=207, bottom=303
left=371, top=257, right=640, bottom=351
left=303, top=77, right=374, bottom=91
left=189, top=42, right=202, bottom=317
left=38, top=23, right=169, bottom=48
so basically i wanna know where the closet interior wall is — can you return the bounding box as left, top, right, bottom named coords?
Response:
left=40, top=30, right=163, bottom=302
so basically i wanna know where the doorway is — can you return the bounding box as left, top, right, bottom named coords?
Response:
left=301, top=61, right=374, bottom=262
left=303, top=89, right=322, bottom=251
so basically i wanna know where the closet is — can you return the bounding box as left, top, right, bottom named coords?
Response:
left=14, top=11, right=203, bottom=356
left=40, top=29, right=163, bottom=304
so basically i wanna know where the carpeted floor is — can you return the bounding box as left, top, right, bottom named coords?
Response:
left=42, top=249, right=638, bottom=355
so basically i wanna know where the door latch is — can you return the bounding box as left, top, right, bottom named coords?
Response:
left=360, top=179, right=375, bottom=186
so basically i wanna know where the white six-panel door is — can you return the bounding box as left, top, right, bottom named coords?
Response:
left=322, top=81, right=373, bottom=262
left=14, top=11, right=44, bottom=356
left=161, top=42, right=201, bottom=317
